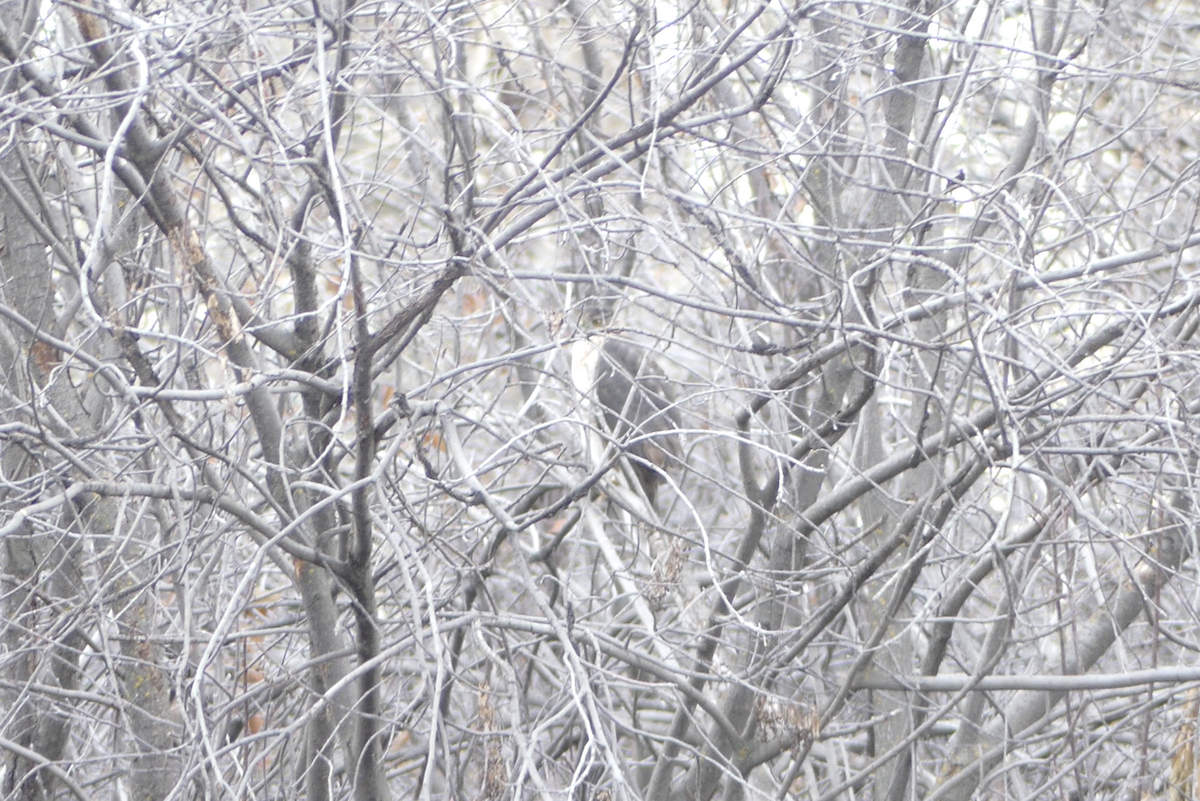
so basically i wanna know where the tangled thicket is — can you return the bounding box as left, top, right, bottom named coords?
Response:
left=5, top=1, right=1200, bottom=800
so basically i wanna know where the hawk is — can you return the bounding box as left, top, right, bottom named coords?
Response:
left=572, top=334, right=682, bottom=510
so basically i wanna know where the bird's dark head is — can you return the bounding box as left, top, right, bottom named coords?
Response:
left=573, top=292, right=618, bottom=333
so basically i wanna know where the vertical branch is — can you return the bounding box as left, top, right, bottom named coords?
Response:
left=0, top=7, right=86, bottom=800
left=348, top=245, right=385, bottom=800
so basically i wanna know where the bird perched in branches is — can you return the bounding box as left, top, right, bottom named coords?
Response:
left=572, top=329, right=682, bottom=511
